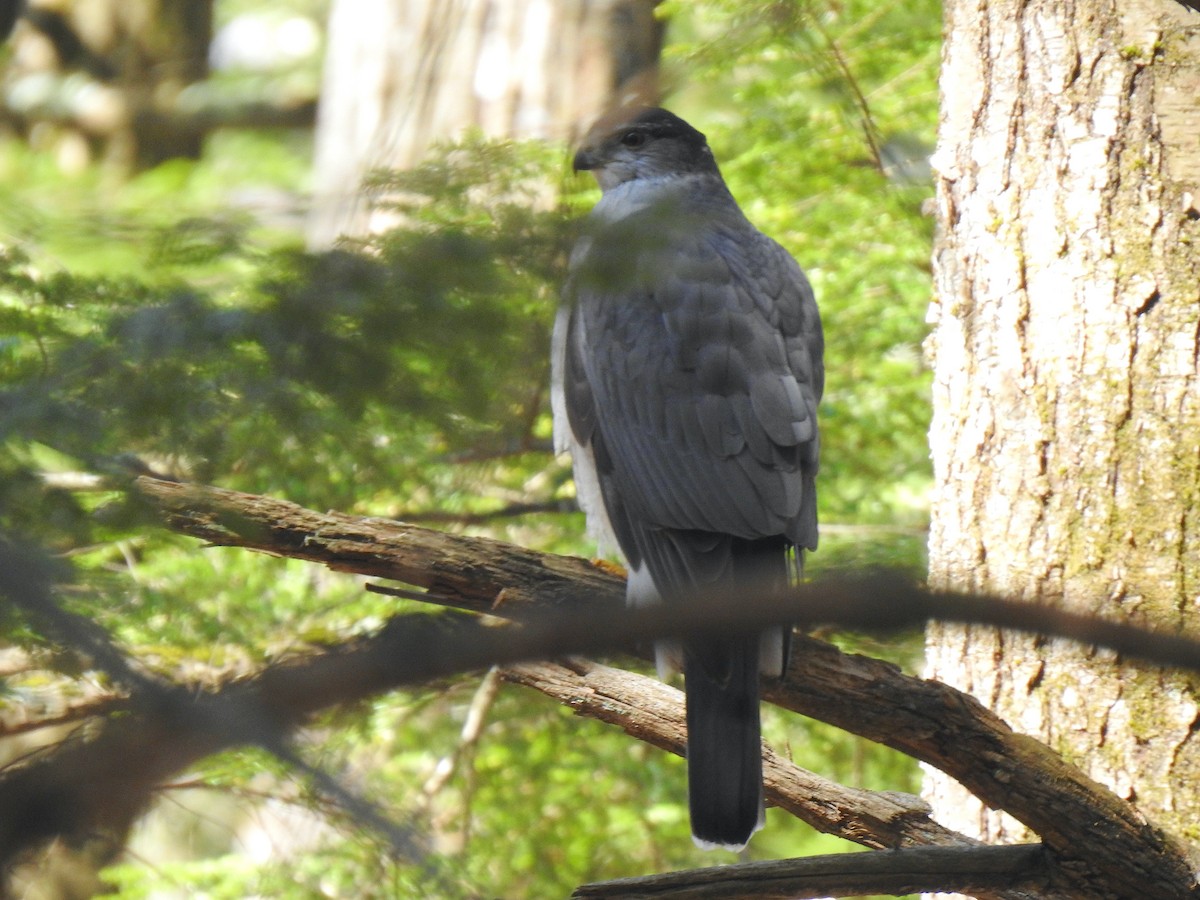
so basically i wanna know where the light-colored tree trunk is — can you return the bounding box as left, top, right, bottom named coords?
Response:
left=307, top=0, right=663, bottom=247
left=925, top=0, right=1200, bottom=870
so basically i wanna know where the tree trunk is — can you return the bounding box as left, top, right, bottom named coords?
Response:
left=306, top=0, right=664, bottom=247
left=4, top=0, right=213, bottom=170
left=926, top=0, right=1200, bottom=868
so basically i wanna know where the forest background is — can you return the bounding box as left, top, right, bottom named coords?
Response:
left=0, top=1, right=939, bottom=897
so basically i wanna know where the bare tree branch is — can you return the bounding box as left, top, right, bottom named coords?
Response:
left=5, top=476, right=1198, bottom=899
left=766, top=635, right=1196, bottom=899
left=571, top=843, right=1052, bottom=900
left=502, top=660, right=1050, bottom=897
left=132, top=476, right=1200, bottom=676
left=0, top=693, right=126, bottom=737
left=130, top=475, right=622, bottom=616
left=1, top=76, right=316, bottom=135
left=123, top=475, right=1200, bottom=897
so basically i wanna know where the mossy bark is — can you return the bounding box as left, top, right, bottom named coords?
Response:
left=926, top=0, right=1200, bottom=861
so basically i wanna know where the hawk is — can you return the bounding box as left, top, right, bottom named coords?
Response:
left=552, top=107, right=823, bottom=850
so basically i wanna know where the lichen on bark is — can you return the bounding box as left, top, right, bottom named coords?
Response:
left=926, top=0, right=1200, bottom=859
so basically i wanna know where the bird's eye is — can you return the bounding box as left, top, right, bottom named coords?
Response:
left=619, top=130, right=646, bottom=148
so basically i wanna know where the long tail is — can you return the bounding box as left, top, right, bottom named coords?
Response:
left=684, top=631, right=763, bottom=850
left=684, top=538, right=790, bottom=850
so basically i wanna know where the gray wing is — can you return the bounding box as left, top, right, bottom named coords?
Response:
left=561, top=208, right=822, bottom=594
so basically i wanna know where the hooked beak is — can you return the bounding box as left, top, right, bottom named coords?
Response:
left=573, top=147, right=602, bottom=172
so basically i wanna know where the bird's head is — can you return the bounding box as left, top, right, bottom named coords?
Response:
left=573, top=107, right=720, bottom=192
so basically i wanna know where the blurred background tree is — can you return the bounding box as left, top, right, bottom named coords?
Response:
left=0, top=0, right=938, bottom=896
left=307, top=0, right=664, bottom=245
left=0, top=0, right=317, bottom=171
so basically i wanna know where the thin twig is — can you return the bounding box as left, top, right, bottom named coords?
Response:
left=422, top=666, right=502, bottom=801
left=0, top=693, right=127, bottom=737
left=809, top=15, right=884, bottom=171
left=421, top=666, right=503, bottom=846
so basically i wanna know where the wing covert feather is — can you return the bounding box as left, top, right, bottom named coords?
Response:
left=566, top=195, right=822, bottom=581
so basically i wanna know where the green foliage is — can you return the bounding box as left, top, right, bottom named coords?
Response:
left=663, top=0, right=939, bottom=546
left=0, top=0, right=939, bottom=896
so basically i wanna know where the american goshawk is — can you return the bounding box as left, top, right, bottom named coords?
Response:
left=552, top=107, right=823, bottom=850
